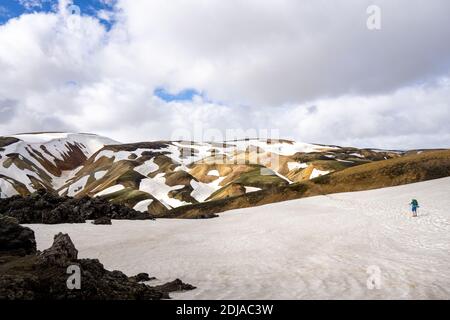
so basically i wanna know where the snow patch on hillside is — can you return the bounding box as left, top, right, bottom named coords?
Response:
left=207, top=170, right=220, bottom=177
left=0, top=163, right=40, bottom=193
left=11, top=132, right=70, bottom=143
left=350, top=153, right=365, bottom=158
left=133, top=199, right=154, bottom=212
left=134, top=159, right=159, bottom=176
left=139, top=174, right=186, bottom=208
left=287, top=162, right=308, bottom=171
left=12, top=133, right=118, bottom=156
left=0, top=178, right=19, bottom=198
left=67, top=175, right=90, bottom=197
left=94, top=184, right=125, bottom=197
left=94, top=170, right=108, bottom=180
left=190, top=180, right=216, bottom=202
left=190, top=177, right=226, bottom=202
left=230, top=139, right=339, bottom=156
left=310, top=168, right=330, bottom=179
left=245, top=186, right=262, bottom=193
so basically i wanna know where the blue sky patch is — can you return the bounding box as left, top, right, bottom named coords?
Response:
left=154, top=88, right=202, bottom=102
left=0, top=0, right=116, bottom=28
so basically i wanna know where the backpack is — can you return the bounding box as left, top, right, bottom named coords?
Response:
left=412, top=199, right=418, bottom=206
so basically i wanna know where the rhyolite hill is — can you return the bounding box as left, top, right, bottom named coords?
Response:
left=1, top=132, right=449, bottom=219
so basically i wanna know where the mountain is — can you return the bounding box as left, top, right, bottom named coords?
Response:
left=0, top=133, right=117, bottom=197
left=0, top=132, right=447, bottom=218
left=168, top=149, right=450, bottom=218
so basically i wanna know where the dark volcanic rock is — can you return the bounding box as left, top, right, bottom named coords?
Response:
left=0, top=215, right=36, bottom=256
left=153, top=279, right=197, bottom=295
left=92, top=216, right=112, bottom=225
left=42, top=205, right=86, bottom=224
left=129, top=273, right=155, bottom=283
left=0, top=218, right=195, bottom=300
left=0, top=189, right=155, bottom=224
left=37, top=233, right=78, bottom=267
left=0, top=273, right=38, bottom=300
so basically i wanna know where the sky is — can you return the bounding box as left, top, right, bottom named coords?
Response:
left=0, top=0, right=449, bottom=149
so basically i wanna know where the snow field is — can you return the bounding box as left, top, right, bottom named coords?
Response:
left=29, top=177, right=450, bottom=300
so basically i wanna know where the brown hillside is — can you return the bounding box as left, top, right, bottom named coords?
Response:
left=167, top=150, right=450, bottom=219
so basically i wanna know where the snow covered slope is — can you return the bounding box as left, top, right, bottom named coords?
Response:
left=0, top=133, right=117, bottom=197
left=29, top=177, right=450, bottom=299
left=50, top=138, right=409, bottom=214
left=0, top=132, right=433, bottom=215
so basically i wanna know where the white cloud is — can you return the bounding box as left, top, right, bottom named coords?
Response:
left=0, top=0, right=449, bottom=149
left=17, top=0, right=49, bottom=10
left=279, top=80, right=450, bottom=149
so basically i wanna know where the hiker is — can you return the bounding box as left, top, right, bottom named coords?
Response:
left=410, top=199, right=420, bottom=217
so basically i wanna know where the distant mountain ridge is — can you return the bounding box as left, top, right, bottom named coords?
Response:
left=0, top=132, right=446, bottom=218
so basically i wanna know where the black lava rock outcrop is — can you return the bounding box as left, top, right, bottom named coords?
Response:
left=153, top=279, right=197, bottom=295
left=92, top=217, right=112, bottom=225
left=129, top=273, right=156, bottom=283
left=0, top=218, right=195, bottom=300
left=0, top=190, right=155, bottom=224
left=0, top=215, right=36, bottom=256
left=37, top=233, right=78, bottom=267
